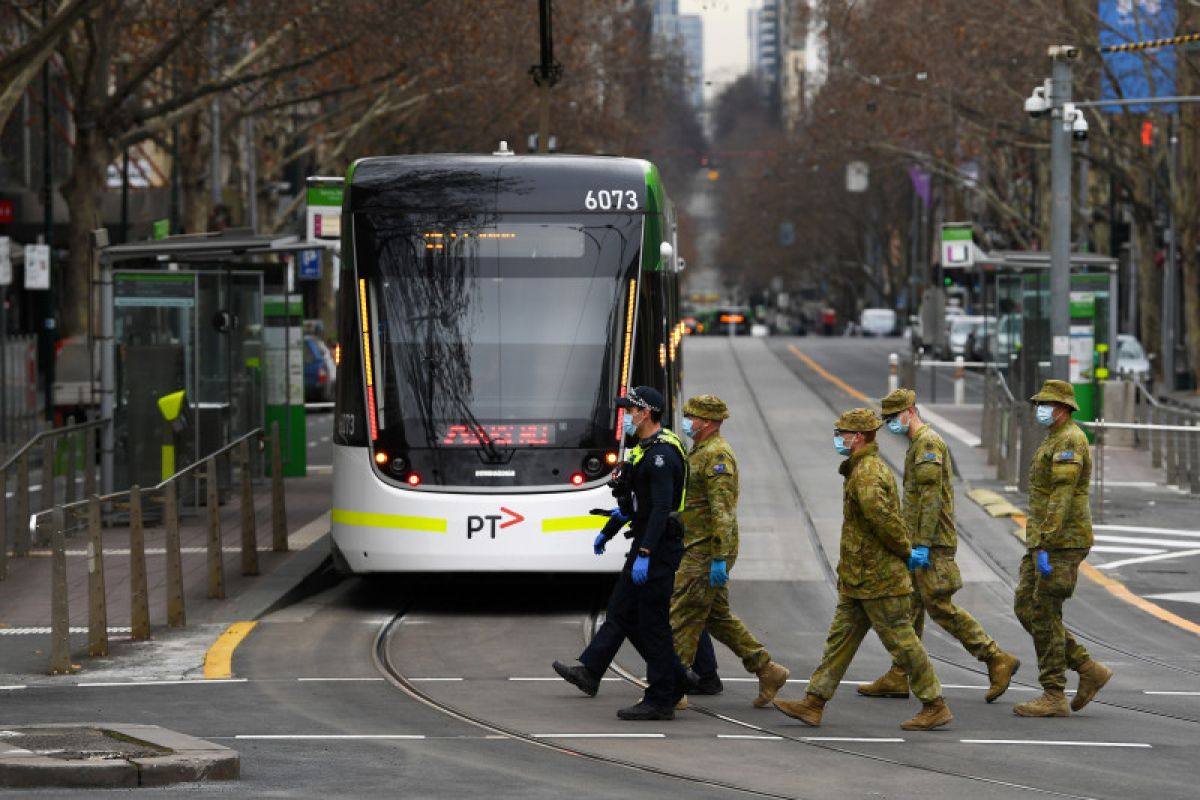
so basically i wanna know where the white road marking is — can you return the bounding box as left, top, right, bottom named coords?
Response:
left=1090, top=546, right=1165, bottom=555
left=0, top=687, right=26, bottom=691
left=1094, top=535, right=1200, bottom=549
left=1144, top=690, right=1200, bottom=695
left=510, top=677, right=624, bottom=681
left=717, top=734, right=782, bottom=740
left=236, top=734, right=426, bottom=740
left=804, top=737, right=905, bottom=743
left=296, top=677, right=385, bottom=682
left=0, top=627, right=132, bottom=636
left=407, top=677, right=463, bottom=682
left=1095, top=524, right=1200, bottom=537
left=78, top=679, right=248, bottom=687
left=534, top=733, right=665, bottom=739
left=308, top=464, right=333, bottom=474
left=1144, top=591, right=1200, bottom=605
left=1097, top=548, right=1200, bottom=570
left=961, top=739, right=1150, bottom=748
left=923, top=408, right=982, bottom=448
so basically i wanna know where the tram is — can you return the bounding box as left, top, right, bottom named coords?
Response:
left=330, top=150, right=685, bottom=573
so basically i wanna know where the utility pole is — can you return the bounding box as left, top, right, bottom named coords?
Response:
left=1161, top=112, right=1178, bottom=390
left=530, top=0, right=562, bottom=154
left=40, top=0, right=55, bottom=421
left=1048, top=46, right=1077, bottom=382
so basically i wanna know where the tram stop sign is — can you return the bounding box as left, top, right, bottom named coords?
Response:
left=306, top=177, right=344, bottom=243
left=940, top=222, right=977, bottom=268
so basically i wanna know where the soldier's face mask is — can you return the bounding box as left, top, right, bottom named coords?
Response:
left=885, top=410, right=909, bottom=436
left=1035, top=403, right=1056, bottom=427
left=834, top=432, right=853, bottom=456
left=681, top=417, right=695, bottom=438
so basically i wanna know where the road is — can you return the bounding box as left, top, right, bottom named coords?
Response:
left=4, top=337, right=1198, bottom=799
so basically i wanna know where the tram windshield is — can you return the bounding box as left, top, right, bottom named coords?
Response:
left=355, top=212, right=641, bottom=451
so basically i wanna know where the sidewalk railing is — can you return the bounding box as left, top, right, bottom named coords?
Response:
left=31, top=422, right=290, bottom=674
left=981, top=367, right=1026, bottom=487
left=1, top=416, right=107, bottom=581
left=892, top=351, right=997, bottom=406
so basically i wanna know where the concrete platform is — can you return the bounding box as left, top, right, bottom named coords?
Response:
left=0, top=723, right=238, bottom=788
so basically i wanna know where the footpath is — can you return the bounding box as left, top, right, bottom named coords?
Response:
left=0, top=469, right=333, bottom=683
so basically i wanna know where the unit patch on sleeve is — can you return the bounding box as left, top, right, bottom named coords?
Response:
left=713, top=463, right=727, bottom=474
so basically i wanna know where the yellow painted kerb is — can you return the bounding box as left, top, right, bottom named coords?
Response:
left=204, top=621, right=258, bottom=680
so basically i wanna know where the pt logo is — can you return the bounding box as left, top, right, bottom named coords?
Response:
left=467, top=507, right=525, bottom=539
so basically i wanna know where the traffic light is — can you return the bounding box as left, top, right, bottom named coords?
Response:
left=944, top=276, right=953, bottom=286
left=1141, top=120, right=1154, bottom=147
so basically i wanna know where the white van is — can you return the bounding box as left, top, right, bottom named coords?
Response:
left=860, top=308, right=898, bottom=337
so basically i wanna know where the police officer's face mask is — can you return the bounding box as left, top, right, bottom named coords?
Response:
left=1035, top=403, right=1056, bottom=427
left=623, top=408, right=641, bottom=436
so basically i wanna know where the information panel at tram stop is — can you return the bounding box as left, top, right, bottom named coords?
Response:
left=264, top=293, right=306, bottom=476
left=306, top=177, right=344, bottom=243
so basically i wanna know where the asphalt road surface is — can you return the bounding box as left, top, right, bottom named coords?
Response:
left=4, top=337, right=1197, bottom=799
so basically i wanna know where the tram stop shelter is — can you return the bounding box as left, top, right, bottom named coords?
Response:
left=97, top=229, right=331, bottom=498
left=973, top=250, right=1119, bottom=426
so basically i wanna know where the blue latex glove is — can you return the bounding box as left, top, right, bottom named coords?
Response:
left=610, top=507, right=629, bottom=522
left=907, top=545, right=930, bottom=571
left=631, top=554, right=650, bottom=585
left=593, top=533, right=610, bottom=555
left=709, top=559, right=729, bottom=587
left=1036, top=549, right=1053, bottom=577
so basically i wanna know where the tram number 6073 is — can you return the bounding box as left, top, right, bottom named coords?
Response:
left=584, top=189, right=638, bottom=211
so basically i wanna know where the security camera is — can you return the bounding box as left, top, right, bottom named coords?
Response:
left=1048, top=44, right=1080, bottom=61
left=1024, top=86, right=1050, bottom=118
left=1068, top=105, right=1089, bottom=141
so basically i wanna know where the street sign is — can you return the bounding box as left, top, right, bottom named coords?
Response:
left=0, top=236, right=11, bottom=286
left=24, top=243, right=49, bottom=290
left=298, top=248, right=321, bottom=280
left=153, top=218, right=170, bottom=240
left=306, top=178, right=344, bottom=242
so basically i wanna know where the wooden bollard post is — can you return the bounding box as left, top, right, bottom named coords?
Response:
left=0, top=469, right=7, bottom=580
left=15, top=454, right=29, bottom=556
left=207, top=457, right=225, bottom=599
left=270, top=423, right=288, bottom=552
left=49, top=506, right=71, bottom=674
left=84, top=424, right=96, bottom=499
left=87, top=495, right=107, bottom=656
left=41, top=438, right=55, bottom=519
left=164, top=481, right=185, bottom=627
left=129, top=485, right=150, bottom=641
left=239, top=441, right=259, bottom=576
left=64, top=420, right=77, bottom=507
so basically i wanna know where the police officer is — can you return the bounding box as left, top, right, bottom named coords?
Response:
left=552, top=386, right=690, bottom=720
left=671, top=394, right=790, bottom=708
left=859, top=388, right=1020, bottom=703
left=773, top=408, right=952, bottom=731
left=1013, top=380, right=1113, bottom=717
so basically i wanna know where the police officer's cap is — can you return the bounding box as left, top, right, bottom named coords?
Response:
left=683, top=394, right=729, bottom=421
left=616, top=386, right=664, bottom=412
left=880, top=388, right=916, bottom=416
left=1029, top=379, right=1079, bottom=411
left=834, top=407, right=883, bottom=432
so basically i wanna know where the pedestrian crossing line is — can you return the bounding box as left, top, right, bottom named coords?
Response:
left=1095, top=548, right=1200, bottom=570
left=1091, top=546, right=1164, bottom=555
left=961, top=739, right=1150, bottom=748
left=1094, top=534, right=1200, bottom=549
left=1144, top=690, right=1200, bottom=696
left=1095, top=523, right=1200, bottom=537
left=0, top=627, right=132, bottom=636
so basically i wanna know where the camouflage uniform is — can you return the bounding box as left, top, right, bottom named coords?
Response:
left=806, top=409, right=942, bottom=704
left=1015, top=381, right=1094, bottom=691
left=670, top=395, right=771, bottom=674
left=883, top=389, right=999, bottom=665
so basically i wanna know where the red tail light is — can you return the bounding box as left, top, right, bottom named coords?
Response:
left=317, top=367, right=328, bottom=385
left=407, top=473, right=422, bottom=487
left=570, top=473, right=585, bottom=486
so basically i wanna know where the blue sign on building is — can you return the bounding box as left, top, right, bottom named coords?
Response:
left=1099, top=0, right=1177, bottom=113
left=298, top=249, right=321, bottom=280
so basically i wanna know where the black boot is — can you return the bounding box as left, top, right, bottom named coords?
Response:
left=552, top=660, right=600, bottom=697
left=694, top=672, right=723, bottom=695
left=617, top=700, right=675, bottom=721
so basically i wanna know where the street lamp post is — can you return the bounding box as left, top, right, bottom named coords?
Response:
left=1048, top=48, right=1076, bottom=382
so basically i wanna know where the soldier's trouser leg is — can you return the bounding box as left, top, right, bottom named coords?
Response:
left=580, top=618, right=625, bottom=679
left=672, top=565, right=768, bottom=674
left=807, top=595, right=873, bottom=700
left=1013, top=550, right=1092, bottom=691
left=706, top=583, right=770, bottom=673
left=918, top=566, right=998, bottom=662
left=614, top=566, right=681, bottom=708
left=864, top=595, right=942, bottom=703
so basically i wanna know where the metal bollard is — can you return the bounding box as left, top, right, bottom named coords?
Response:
left=87, top=495, right=107, bottom=656
left=1190, top=420, right=1200, bottom=495
left=15, top=454, right=29, bottom=556
left=1149, top=404, right=1162, bottom=468
left=1166, top=409, right=1181, bottom=486
left=64, top=420, right=76, bottom=507
left=49, top=506, right=71, bottom=674
left=0, top=468, right=7, bottom=580
left=207, top=457, right=226, bottom=599
left=164, top=480, right=185, bottom=627
left=84, top=425, right=96, bottom=500
left=954, top=356, right=965, bottom=405
left=270, top=423, right=288, bottom=552
left=887, top=353, right=899, bottom=392
left=239, top=441, right=259, bottom=576
left=129, top=485, right=150, bottom=641
left=41, top=438, right=55, bottom=519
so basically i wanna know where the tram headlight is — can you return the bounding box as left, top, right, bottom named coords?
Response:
left=374, top=451, right=388, bottom=465
left=604, top=451, right=618, bottom=466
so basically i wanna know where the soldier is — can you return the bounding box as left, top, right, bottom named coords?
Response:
left=671, top=394, right=790, bottom=708
left=1013, top=380, right=1113, bottom=717
left=858, top=388, right=1020, bottom=703
left=773, top=408, right=952, bottom=731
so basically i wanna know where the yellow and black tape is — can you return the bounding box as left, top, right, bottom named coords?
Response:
left=1101, top=32, right=1200, bottom=53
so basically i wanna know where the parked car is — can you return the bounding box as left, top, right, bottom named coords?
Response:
left=946, top=316, right=995, bottom=360
left=303, top=335, right=336, bottom=403
left=711, top=307, right=751, bottom=336
left=859, top=308, right=898, bottom=337
left=1116, top=333, right=1151, bottom=387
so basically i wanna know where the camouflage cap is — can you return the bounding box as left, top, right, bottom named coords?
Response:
left=880, top=388, right=916, bottom=416
left=683, top=394, right=729, bottom=420
left=834, top=407, right=883, bottom=432
left=1029, top=379, right=1079, bottom=411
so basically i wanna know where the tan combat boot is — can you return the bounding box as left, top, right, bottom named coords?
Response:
left=773, top=694, right=825, bottom=727
left=985, top=651, right=1021, bottom=703
left=674, top=695, right=688, bottom=710
left=1013, top=688, right=1070, bottom=717
left=900, top=697, right=953, bottom=731
left=1071, top=660, right=1113, bottom=712
left=752, top=662, right=791, bottom=708
left=857, top=665, right=910, bottom=698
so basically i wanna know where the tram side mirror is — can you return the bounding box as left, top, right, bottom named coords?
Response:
left=659, top=241, right=673, bottom=266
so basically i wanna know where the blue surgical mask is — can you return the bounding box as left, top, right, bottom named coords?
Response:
left=623, top=412, right=638, bottom=436
left=1035, top=404, right=1055, bottom=427
left=886, top=417, right=909, bottom=436
left=681, top=418, right=695, bottom=438
left=834, top=435, right=851, bottom=456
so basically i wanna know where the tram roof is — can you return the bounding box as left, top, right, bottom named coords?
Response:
left=347, top=154, right=660, bottom=214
